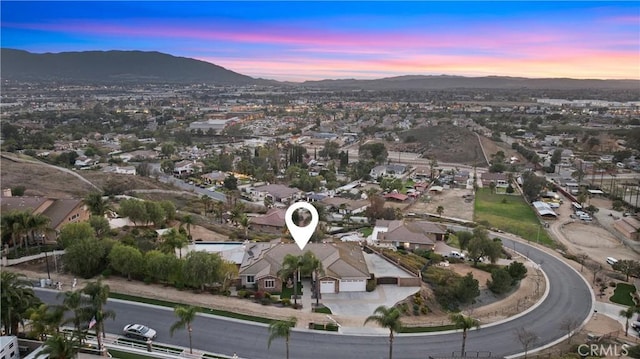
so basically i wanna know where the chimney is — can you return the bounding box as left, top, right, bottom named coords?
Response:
left=2, top=188, right=12, bottom=197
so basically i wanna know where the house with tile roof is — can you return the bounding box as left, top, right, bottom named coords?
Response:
left=249, top=208, right=287, bottom=235
left=248, top=184, right=302, bottom=205
left=613, top=216, right=640, bottom=241
left=374, top=220, right=446, bottom=250
left=0, top=193, right=90, bottom=242
left=238, top=242, right=370, bottom=294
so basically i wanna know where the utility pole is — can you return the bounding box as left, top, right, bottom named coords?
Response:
left=44, top=251, right=51, bottom=280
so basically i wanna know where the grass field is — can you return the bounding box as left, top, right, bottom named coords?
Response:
left=610, top=283, right=637, bottom=306
left=474, top=188, right=554, bottom=246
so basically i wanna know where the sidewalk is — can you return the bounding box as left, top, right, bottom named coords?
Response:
left=300, top=279, right=313, bottom=313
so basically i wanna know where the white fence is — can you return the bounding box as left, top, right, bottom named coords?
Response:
left=1, top=250, right=65, bottom=267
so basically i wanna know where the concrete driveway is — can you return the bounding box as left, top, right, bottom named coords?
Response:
left=321, top=284, right=419, bottom=317
left=321, top=253, right=420, bottom=317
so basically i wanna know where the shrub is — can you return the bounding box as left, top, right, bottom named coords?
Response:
left=412, top=303, right=420, bottom=315
left=487, top=268, right=513, bottom=294
left=326, top=323, right=339, bottom=331
left=420, top=306, right=429, bottom=315
left=366, top=279, right=377, bottom=292
left=281, top=298, right=291, bottom=306
left=264, top=292, right=271, bottom=299
left=237, top=290, right=248, bottom=299
left=507, top=262, right=528, bottom=283
left=101, top=268, right=112, bottom=278
left=610, top=282, right=617, bottom=288
left=254, top=290, right=265, bottom=300
left=260, top=297, right=271, bottom=306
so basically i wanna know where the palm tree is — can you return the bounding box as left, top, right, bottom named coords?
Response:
left=200, top=195, right=212, bottom=216
left=619, top=306, right=639, bottom=336
left=170, top=305, right=197, bottom=354
left=160, top=228, right=189, bottom=258
left=28, top=213, right=51, bottom=248
left=301, top=252, right=324, bottom=307
left=39, top=334, right=79, bottom=359
left=181, top=215, right=193, bottom=240
left=58, top=291, right=91, bottom=343
left=239, top=214, right=249, bottom=240
left=450, top=313, right=481, bottom=356
left=82, top=279, right=115, bottom=356
left=213, top=201, right=224, bottom=224
left=278, top=254, right=304, bottom=308
left=267, top=316, right=297, bottom=359
left=1, top=271, right=40, bottom=335
left=26, top=303, right=64, bottom=340
left=84, top=192, right=109, bottom=216
left=364, top=306, right=403, bottom=359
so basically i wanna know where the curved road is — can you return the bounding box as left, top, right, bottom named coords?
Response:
left=36, top=237, right=592, bottom=359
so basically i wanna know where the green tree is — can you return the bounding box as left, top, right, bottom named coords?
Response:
left=64, top=237, right=106, bottom=278
left=450, top=313, right=480, bottom=356
left=145, top=201, right=166, bottom=227
left=82, top=279, right=116, bottom=356
left=108, top=244, right=143, bottom=280
left=88, top=216, right=111, bottom=238
left=39, top=334, right=79, bottom=359
left=160, top=159, right=175, bottom=174
left=182, top=251, right=222, bottom=291
left=267, top=317, right=297, bottom=359
left=620, top=306, right=640, bottom=336
left=359, top=142, right=388, bottom=164
left=454, top=273, right=480, bottom=305
left=1, top=272, right=41, bottom=335
left=159, top=200, right=176, bottom=221
left=58, top=222, right=96, bottom=249
left=364, top=306, right=403, bottom=359
left=487, top=268, right=513, bottom=294
left=436, top=206, right=444, bottom=217
left=456, top=231, right=473, bottom=250
left=118, top=199, right=148, bottom=226
left=613, top=260, right=640, bottom=282
left=170, top=305, right=198, bottom=354
left=507, top=262, right=528, bottom=283
left=182, top=214, right=194, bottom=239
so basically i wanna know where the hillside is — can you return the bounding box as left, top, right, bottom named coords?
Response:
left=0, top=48, right=275, bottom=85
left=301, top=75, right=640, bottom=90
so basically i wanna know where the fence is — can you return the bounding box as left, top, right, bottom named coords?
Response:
left=1, top=250, right=65, bottom=267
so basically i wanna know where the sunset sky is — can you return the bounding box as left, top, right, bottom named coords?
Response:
left=2, top=1, right=639, bottom=81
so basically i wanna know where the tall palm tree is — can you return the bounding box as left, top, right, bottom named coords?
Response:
left=200, top=195, right=212, bottom=216
left=301, top=252, right=324, bottom=307
left=1, top=271, right=41, bottom=335
left=278, top=254, right=304, bottom=307
left=181, top=215, right=193, bottom=240
left=170, top=305, right=197, bottom=354
left=213, top=201, right=224, bottom=224
left=619, top=306, right=639, bottom=336
left=58, top=291, right=91, bottom=343
left=364, top=306, right=403, bottom=359
left=82, top=279, right=115, bottom=356
left=160, top=228, right=189, bottom=258
left=450, top=313, right=481, bottom=356
left=267, top=316, right=297, bottom=359
left=39, top=334, right=79, bottom=359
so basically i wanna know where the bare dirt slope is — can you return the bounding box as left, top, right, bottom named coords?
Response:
left=1, top=156, right=175, bottom=198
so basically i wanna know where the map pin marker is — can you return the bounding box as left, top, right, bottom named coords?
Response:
left=285, top=201, right=319, bottom=250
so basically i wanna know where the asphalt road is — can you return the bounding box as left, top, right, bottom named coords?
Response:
left=35, top=238, right=592, bottom=359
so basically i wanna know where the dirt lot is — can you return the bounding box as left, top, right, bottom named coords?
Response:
left=408, top=187, right=475, bottom=221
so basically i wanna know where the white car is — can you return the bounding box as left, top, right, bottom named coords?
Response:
left=447, top=251, right=465, bottom=259
left=123, top=324, right=157, bottom=341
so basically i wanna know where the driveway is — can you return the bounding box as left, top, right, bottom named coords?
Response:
left=363, top=252, right=415, bottom=278
left=321, top=284, right=419, bottom=317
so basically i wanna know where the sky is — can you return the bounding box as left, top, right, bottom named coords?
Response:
left=2, top=1, right=639, bottom=82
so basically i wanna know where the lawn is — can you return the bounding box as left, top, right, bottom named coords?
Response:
left=360, top=227, right=373, bottom=237
left=474, top=188, right=554, bottom=246
left=280, top=282, right=303, bottom=299
left=108, top=350, right=159, bottom=359
left=610, top=283, right=637, bottom=306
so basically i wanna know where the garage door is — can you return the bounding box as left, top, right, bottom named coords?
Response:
left=339, top=279, right=366, bottom=292
left=320, top=280, right=335, bottom=294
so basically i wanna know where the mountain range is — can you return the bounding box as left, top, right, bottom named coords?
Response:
left=2, top=48, right=638, bottom=90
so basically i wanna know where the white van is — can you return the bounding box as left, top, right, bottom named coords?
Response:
left=606, top=257, right=619, bottom=266
left=448, top=251, right=465, bottom=259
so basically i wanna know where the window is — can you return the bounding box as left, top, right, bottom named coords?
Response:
left=265, top=279, right=275, bottom=289
left=246, top=276, right=255, bottom=283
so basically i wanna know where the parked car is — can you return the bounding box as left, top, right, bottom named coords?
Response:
left=446, top=251, right=465, bottom=259
left=123, top=324, right=157, bottom=341
left=606, top=257, right=619, bottom=266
